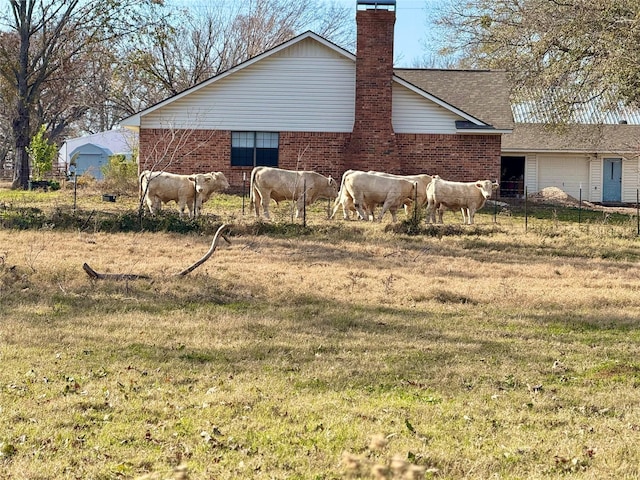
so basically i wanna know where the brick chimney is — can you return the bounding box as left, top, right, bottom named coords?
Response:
left=346, top=0, right=398, bottom=172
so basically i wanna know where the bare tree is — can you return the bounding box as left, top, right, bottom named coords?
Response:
left=432, top=0, right=640, bottom=122
left=0, top=0, right=165, bottom=190
left=115, top=0, right=355, bottom=111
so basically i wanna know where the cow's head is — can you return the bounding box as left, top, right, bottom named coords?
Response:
left=327, top=176, right=339, bottom=198
left=475, top=180, right=495, bottom=199
left=190, top=172, right=230, bottom=195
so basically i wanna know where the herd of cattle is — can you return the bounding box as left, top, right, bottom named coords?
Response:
left=139, top=167, right=499, bottom=225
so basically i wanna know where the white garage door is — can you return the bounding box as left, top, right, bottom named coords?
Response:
left=537, top=154, right=590, bottom=199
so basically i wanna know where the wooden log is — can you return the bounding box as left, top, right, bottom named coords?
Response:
left=82, top=224, right=230, bottom=280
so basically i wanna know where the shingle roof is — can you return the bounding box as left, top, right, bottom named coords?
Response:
left=502, top=123, right=640, bottom=154
left=394, top=69, right=514, bottom=130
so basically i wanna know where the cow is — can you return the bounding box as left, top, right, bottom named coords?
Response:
left=139, top=170, right=229, bottom=218
left=250, top=166, right=338, bottom=220
left=367, top=171, right=433, bottom=213
left=330, top=169, right=372, bottom=220
left=426, top=175, right=498, bottom=225
left=343, top=171, right=417, bottom=222
left=331, top=170, right=432, bottom=221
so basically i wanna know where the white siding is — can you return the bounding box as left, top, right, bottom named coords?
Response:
left=589, top=156, right=602, bottom=203
left=142, top=38, right=356, bottom=132
left=392, top=85, right=460, bottom=134
left=524, top=154, right=537, bottom=196
left=141, top=37, right=464, bottom=134
left=622, top=157, right=640, bottom=203
left=536, top=154, right=590, bottom=200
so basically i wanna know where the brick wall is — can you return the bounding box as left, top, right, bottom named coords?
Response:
left=397, top=133, right=502, bottom=181
left=139, top=128, right=502, bottom=190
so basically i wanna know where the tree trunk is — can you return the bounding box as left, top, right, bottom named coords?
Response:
left=12, top=0, right=32, bottom=190
left=11, top=115, right=30, bottom=190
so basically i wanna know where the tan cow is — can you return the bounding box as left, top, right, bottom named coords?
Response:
left=330, top=169, right=373, bottom=220
left=343, top=171, right=417, bottom=222
left=368, top=171, right=433, bottom=213
left=426, top=175, right=498, bottom=224
left=139, top=170, right=229, bottom=218
left=250, top=166, right=338, bottom=220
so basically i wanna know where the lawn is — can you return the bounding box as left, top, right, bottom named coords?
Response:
left=1, top=184, right=640, bottom=479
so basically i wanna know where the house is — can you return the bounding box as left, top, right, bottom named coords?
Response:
left=119, top=0, right=513, bottom=192
left=502, top=102, right=640, bottom=204
left=58, top=129, right=138, bottom=180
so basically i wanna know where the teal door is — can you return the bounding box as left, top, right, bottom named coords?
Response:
left=603, top=158, right=622, bottom=202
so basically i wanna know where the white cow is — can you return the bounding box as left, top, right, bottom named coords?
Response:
left=330, top=169, right=373, bottom=220
left=139, top=170, right=229, bottom=218
left=367, top=171, right=433, bottom=213
left=331, top=170, right=431, bottom=221
left=250, top=166, right=338, bottom=220
left=426, top=175, right=498, bottom=224
left=343, top=171, right=417, bottom=222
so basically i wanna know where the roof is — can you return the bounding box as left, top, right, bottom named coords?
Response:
left=502, top=123, right=640, bottom=155
left=394, top=69, right=514, bottom=130
left=511, top=89, right=640, bottom=125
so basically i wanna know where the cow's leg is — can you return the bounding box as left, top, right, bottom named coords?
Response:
left=261, top=191, right=271, bottom=220
left=149, top=197, right=162, bottom=215
left=437, top=205, right=444, bottom=224
left=177, top=199, right=188, bottom=218
left=253, top=188, right=261, bottom=217
left=295, top=198, right=305, bottom=218
left=377, top=200, right=392, bottom=222
left=426, top=201, right=436, bottom=224
left=144, top=196, right=155, bottom=214
left=467, top=207, right=475, bottom=225
left=352, top=193, right=369, bottom=221
left=330, top=196, right=342, bottom=220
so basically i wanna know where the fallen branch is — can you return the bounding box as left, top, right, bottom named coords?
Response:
left=82, top=263, right=151, bottom=281
left=83, top=224, right=230, bottom=280
left=175, top=224, right=231, bottom=276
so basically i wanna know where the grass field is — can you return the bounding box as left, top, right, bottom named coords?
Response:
left=1, top=184, right=640, bottom=479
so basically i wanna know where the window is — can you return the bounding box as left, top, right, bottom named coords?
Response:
left=231, top=131, right=279, bottom=167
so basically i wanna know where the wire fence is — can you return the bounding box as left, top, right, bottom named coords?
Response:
left=2, top=177, right=640, bottom=238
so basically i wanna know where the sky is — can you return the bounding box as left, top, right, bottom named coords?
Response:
left=328, top=0, right=438, bottom=67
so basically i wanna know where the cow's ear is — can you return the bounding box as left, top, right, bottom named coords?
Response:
left=475, top=182, right=483, bottom=188
left=188, top=176, right=196, bottom=182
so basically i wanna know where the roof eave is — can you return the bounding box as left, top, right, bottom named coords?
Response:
left=457, top=128, right=513, bottom=135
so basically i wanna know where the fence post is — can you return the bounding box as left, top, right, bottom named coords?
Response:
left=413, top=182, right=418, bottom=224
left=242, top=172, right=246, bottom=215
left=578, top=184, right=582, bottom=225
left=524, top=186, right=528, bottom=232
left=303, top=178, right=307, bottom=228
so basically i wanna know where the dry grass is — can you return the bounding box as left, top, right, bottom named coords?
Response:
left=1, top=188, right=640, bottom=479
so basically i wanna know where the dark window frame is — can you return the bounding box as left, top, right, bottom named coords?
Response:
left=231, top=131, right=279, bottom=167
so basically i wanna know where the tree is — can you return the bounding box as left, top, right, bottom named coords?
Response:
left=27, top=124, right=57, bottom=180
left=113, top=0, right=355, bottom=113
left=0, top=0, right=164, bottom=190
left=433, top=0, right=640, bottom=122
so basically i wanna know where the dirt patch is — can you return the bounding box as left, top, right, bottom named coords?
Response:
left=529, top=186, right=637, bottom=214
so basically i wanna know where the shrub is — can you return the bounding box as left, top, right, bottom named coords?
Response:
left=27, top=125, right=58, bottom=180
left=101, top=154, right=138, bottom=195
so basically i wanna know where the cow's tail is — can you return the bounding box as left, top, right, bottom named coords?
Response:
left=139, top=170, right=148, bottom=200
left=249, top=167, right=258, bottom=211
left=333, top=169, right=351, bottom=209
